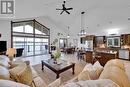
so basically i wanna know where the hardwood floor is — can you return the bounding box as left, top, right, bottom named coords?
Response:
left=17, top=53, right=87, bottom=66
left=17, top=54, right=51, bottom=65
left=17, top=53, right=87, bottom=84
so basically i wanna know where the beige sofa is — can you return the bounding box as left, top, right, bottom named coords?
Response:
left=0, top=55, right=47, bottom=87
left=99, top=59, right=130, bottom=87
left=64, top=59, right=130, bottom=87
left=0, top=54, right=130, bottom=87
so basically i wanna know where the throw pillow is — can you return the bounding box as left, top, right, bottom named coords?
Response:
left=48, top=78, right=61, bottom=87
left=93, top=61, right=103, bottom=76
left=82, top=64, right=98, bottom=80
left=9, top=60, right=30, bottom=69
left=0, top=66, right=10, bottom=80
left=16, top=65, right=33, bottom=86
left=9, top=61, right=24, bottom=68
left=0, top=80, right=30, bottom=87
left=0, top=55, right=9, bottom=68
left=81, top=61, right=103, bottom=80
left=9, top=63, right=33, bottom=86
left=82, top=63, right=93, bottom=72
left=9, top=63, right=26, bottom=81
left=77, top=70, right=90, bottom=81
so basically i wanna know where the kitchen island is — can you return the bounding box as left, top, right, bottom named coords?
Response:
left=94, top=50, right=118, bottom=66
left=83, top=49, right=118, bottom=66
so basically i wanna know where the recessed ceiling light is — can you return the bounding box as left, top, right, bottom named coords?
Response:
left=128, top=18, right=130, bottom=20
left=97, top=24, right=100, bottom=27
left=109, top=21, right=112, bottom=24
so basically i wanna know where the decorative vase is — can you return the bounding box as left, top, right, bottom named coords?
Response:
left=53, top=58, right=57, bottom=64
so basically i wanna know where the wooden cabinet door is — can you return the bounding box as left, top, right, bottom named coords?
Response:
left=84, top=51, right=93, bottom=63
left=121, top=34, right=130, bottom=45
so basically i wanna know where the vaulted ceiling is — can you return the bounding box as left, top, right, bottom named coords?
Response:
left=3, top=0, right=130, bottom=36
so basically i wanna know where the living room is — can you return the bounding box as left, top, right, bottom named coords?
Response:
left=0, top=0, right=130, bottom=87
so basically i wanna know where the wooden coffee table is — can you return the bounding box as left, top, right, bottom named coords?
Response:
left=41, top=59, right=75, bottom=78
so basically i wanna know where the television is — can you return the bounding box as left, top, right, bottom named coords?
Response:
left=0, top=41, right=7, bottom=52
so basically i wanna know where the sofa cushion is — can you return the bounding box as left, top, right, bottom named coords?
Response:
left=0, top=66, right=10, bottom=80
left=99, top=66, right=130, bottom=87
left=0, top=55, right=9, bottom=68
left=48, top=78, right=61, bottom=87
left=0, top=80, right=30, bottom=87
left=104, top=59, right=124, bottom=70
left=60, top=79, right=120, bottom=87
left=124, top=61, right=130, bottom=82
left=31, top=67, right=39, bottom=79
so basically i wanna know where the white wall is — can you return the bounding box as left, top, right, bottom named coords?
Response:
left=0, top=16, right=67, bottom=49
left=0, top=20, right=11, bottom=48
left=1, top=14, right=130, bottom=49
left=36, top=16, right=67, bottom=47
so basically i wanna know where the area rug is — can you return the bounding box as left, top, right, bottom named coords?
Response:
left=33, top=61, right=86, bottom=84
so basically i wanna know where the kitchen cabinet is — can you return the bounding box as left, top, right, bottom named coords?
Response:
left=80, top=35, right=95, bottom=44
left=94, top=36, right=106, bottom=47
left=80, top=37, right=86, bottom=44
left=121, top=34, right=130, bottom=45
left=95, top=51, right=117, bottom=66
left=84, top=51, right=93, bottom=63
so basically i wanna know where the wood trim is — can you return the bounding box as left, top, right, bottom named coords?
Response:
left=11, top=21, right=13, bottom=48
left=34, top=19, right=50, bottom=30
left=118, top=58, right=130, bottom=61
left=11, top=20, right=34, bottom=23
left=49, top=28, right=50, bottom=53
left=33, top=19, right=35, bottom=55
left=11, top=19, right=50, bottom=56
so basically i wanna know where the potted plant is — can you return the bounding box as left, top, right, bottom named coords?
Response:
left=53, top=50, right=61, bottom=64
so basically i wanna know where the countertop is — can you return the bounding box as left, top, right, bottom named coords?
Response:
left=95, top=50, right=117, bottom=54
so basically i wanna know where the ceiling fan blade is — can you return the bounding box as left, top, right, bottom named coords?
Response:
left=60, top=10, right=64, bottom=15
left=65, top=10, right=70, bottom=14
left=56, top=8, right=63, bottom=10
left=66, top=8, right=73, bottom=10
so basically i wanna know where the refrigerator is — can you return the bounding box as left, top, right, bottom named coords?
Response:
left=119, top=49, right=129, bottom=60
left=85, top=40, right=93, bottom=51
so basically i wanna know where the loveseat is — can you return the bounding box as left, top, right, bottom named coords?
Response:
left=0, top=55, right=47, bottom=87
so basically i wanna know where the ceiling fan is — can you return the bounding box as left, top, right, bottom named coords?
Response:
left=56, top=0, right=73, bottom=15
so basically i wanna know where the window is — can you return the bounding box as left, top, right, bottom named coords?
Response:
left=11, top=20, right=50, bottom=57
left=107, top=37, right=120, bottom=47
left=59, top=38, right=67, bottom=48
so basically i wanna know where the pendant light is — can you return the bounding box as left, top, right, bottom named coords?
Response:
left=67, top=26, right=70, bottom=38
left=78, top=11, right=86, bottom=36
